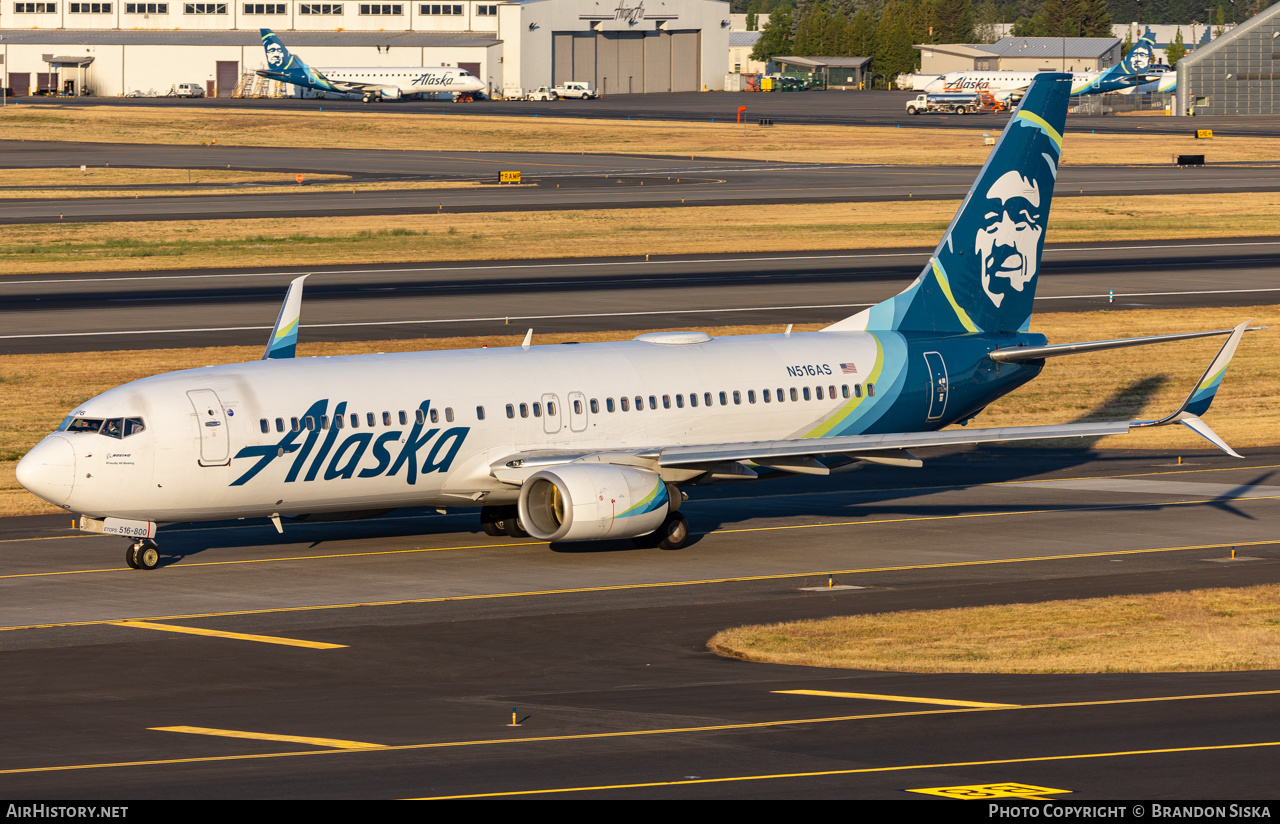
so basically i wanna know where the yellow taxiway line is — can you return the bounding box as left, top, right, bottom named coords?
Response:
left=415, top=740, right=1280, bottom=799
left=774, top=690, right=1020, bottom=708
left=151, top=726, right=378, bottom=749
left=110, top=620, right=345, bottom=650
left=2, top=688, right=1277, bottom=777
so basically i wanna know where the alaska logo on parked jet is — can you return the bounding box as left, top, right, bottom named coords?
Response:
left=410, top=73, right=457, bottom=87
left=230, top=400, right=468, bottom=487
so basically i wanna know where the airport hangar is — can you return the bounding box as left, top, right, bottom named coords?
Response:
left=0, top=0, right=730, bottom=98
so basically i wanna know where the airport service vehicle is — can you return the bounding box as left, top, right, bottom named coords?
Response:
left=925, top=30, right=1168, bottom=101
left=524, top=85, right=558, bottom=101
left=16, top=74, right=1254, bottom=570
left=171, top=83, right=205, bottom=98
left=554, top=81, right=599, bottom=99
left=254, top=29, right=484, bottom=103
left=906, top=92, right=982, bottom=114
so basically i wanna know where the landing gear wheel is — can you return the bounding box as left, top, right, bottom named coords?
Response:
left=479, top=506, right=504, bottom=536
left=125, top=544, right=140, bottom=569
left=633, top=512, right=690, bottom=550
left=130, top=539, right=160, bottom=570
left=503, top=511, right=529, bottom=539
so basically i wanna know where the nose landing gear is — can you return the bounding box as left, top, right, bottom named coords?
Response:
left=125, top=539, right=160, bottom=570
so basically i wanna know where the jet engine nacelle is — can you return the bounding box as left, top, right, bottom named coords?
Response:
left=379, top=87, right=402, bottom=100
left=518, top=464, right=670, bottom=543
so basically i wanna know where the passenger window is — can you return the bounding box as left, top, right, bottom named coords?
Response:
left=546, top=402, right=555, bottom=417
left=367, top=412, right=376, bottom=427
left=868, top=382, right=876, bottom=397
left=842, top=385, right=850, bottom=399
left=816, top=386, right=824, bottom=400
left=124, top=417, right=146, bottom=437
left=790, top=388, right=798, bottom=402
left=829, top=385, right=836, bottom=398
left=748, top=390, right=756, bottom=404
left=260, top=418, right=269, bottom=434
left=416, top=409, right=426, bottom=425
left=383, top=411, right=392, bottom=426
left=399, top=411, right=408, bottom=425
left=676, top=394, right=684, bottom=408
left=533, top=403, right=542, bottom=418
left=429, top=409, right=439, bottom=424
left=733, top=390, right=742, bottom=405
left=477, top=406, right=486, bottom=421
left=335, top=416, right=344, bottom=430
left=778, top=387, right=786, bottom=402
left=351, top=413, right=359, bottom=428
left=321, top=415, right=330, bottom=430
left=520, top=403, right=529, bottom=418
left=574, top=399, right=583, bottom=414
left=689, top=393, right=698, bottom=408
left=719, top=391, right=727, bottom=406
left=855, top=384, right=863, bottom=398
left=606, top=398, right=615, bottom=412
left=102, top=419, right=124, bottom=439
left=649, top=395, right=657, bottom=410
left=446, top=408, right=455, bottom=423
left=305, top=416, right=316, bottom=431
left=275, top=417, right=285, bottom=432
left=291, top=417, right=300, bottom=432
left=506, top=404, right=515, bottom=419
left=662, top=395, right=671, bottom=409
left=804, top=387, right=812, bottom=401
left=621, top=397, right=630, bottom=412
left=590, top=399, right=599, bottom=414
left=704, top=392, right=713, bottom=407
left=67, top=418, right=104, bottom=434
left=763, top=389, right=771, bottom=403
left=634, top=396, right=643, bottom=411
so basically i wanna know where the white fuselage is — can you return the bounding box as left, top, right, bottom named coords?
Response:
left=319, top=66, right=484, bottom=96
left=23, top=332, right=891, bottom=524
left=926, top=71, right=1099, bottom=97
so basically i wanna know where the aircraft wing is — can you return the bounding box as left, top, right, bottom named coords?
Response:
left=489, top=321, right=1250, bottom=484
left=255, top=68, right=394, bottom=97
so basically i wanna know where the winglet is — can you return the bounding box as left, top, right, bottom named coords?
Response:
left=1134, top=319, right=1250, bottom=457
left=521, top=328, right=533, bottom=350
left=263, top=274, right=309, bottom=360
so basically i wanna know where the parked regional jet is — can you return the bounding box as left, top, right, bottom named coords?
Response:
left=926, top=30, right=1169, bottom=100
left=16, top=73, right=1255, bottom=570
left=255, top=29, right=485, bottom=103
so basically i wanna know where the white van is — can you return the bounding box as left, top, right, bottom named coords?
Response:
left=173, top=83, right=206, bottom=98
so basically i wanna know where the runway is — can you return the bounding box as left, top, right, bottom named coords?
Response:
left=2, top=447, right=1278, bottom=798
left=2, top=237, right=1278, bottom=354
left=26, top=89, right=1280, bottom=136
left=4, top=140, right=1279, bottom=223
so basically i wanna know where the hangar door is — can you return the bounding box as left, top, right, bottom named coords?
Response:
left=551, top=30, right=700, bottom=94
left=215, top=61, right=238, bottom=98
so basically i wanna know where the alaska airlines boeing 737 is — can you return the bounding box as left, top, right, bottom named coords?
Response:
left=256, top=29, right=485, bottom=102
left=16, top=74, right=1254, bottom=570
left=927, top=31, right=1170, bottom=100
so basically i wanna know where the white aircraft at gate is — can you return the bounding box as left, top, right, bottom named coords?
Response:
left=15, top=73, right=1254, bottom=569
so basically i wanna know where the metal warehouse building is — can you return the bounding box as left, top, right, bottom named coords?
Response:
left=0, top=0, right=729, bottom=97
left=1176, top=0, right=1280, bottom=116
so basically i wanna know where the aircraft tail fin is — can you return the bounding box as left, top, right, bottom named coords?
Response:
left=824, top=72, right=1070, bottom=335
left=260, top=29, right=322, bottom=86
left=263, top=275, right=309, bottom=360
left=1117, top=30, right=1159, bottom=77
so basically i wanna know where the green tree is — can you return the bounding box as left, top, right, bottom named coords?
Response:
left=874, top=1, right=918, bottom=81
left=1120, top=28, right=1133, bottom=56
left=1213, top=5, right=1226, bottom=38
left=1165, top=26, right=1187, bottom=66
left=751, top=7, right=794, bottom=62
left=1076, top=0, right=1111, bottom=37
left=975, top=0, right=1001, bottom=44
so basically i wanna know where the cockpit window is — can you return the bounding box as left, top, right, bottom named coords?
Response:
left=65, top=417, right=104, bottom=434
left=59, top=416, right=146, bottom=437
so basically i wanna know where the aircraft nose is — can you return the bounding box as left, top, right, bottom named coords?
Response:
left=16, top=435, right=76, bottom=507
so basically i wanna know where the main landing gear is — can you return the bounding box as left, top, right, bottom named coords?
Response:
left=632, top=512, right=690, bottom=550
left=479, top=505, right=529, bottom=538
left=125, top=539, right=160, bottom=570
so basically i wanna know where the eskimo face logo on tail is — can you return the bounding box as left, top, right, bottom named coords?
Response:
left=976, top=170, right=1044, bottom=308
left=265, top=39, right=286, bottom=70
left=229, top=399, right=469, bottom=487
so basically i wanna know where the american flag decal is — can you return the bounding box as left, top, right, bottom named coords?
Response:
left=840, top=363, right=858, bottom=374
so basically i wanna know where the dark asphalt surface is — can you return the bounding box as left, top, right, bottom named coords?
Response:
left=1, top=237, right=1276, bottom=354
left=22, top=88, right=1280, bottom=136
left=2, top=447, right=1278, bottom=798
left=3, top=139, right=1277, bottom=223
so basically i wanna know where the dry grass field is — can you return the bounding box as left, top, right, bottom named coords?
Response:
left=2, top=105, right=1276, bottom=166
left=1, top=306, right=1274, bottom=517
left=708, top=585, right=1280, bottom=673
left=3, top=191, right=1280, bottom=275
left=0, top=168, right=480, bottom=199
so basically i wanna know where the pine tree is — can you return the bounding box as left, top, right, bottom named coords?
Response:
left=751, top=7, right=794, bottom=62
left=1076, top=0, right=1111, bottom=37
left=1165, top=26, right=1187, bottom=66
left=975, top=0, right=1001, bottom=44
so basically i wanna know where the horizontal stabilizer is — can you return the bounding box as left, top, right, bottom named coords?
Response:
left=989, top=325, right=1266, bottom=363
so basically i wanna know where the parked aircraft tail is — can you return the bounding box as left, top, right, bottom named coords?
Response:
left=825, top=72, right=1070, bottom=335
left=259, top=29, right=336, bottom=90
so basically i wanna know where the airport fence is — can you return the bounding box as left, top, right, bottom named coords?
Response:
left=1069, top=92, right=1173, bottom=116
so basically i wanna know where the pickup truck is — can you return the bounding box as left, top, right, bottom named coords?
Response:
left=524, top=85, right=557, bottom=101
left=553, top=81, right=599, bottom=99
